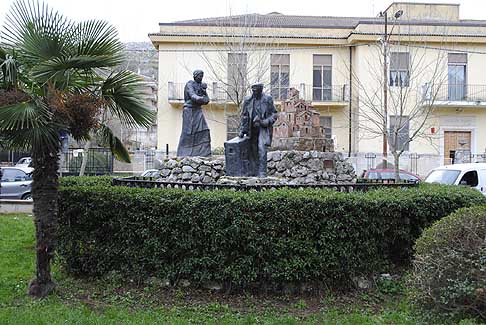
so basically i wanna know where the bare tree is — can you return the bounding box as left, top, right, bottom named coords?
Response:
left=188, top=13, right=287, bottom=139
left=351, top=37, right=449, bottom=181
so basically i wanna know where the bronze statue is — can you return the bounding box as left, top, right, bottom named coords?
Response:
left=239, top=83, right=278, bottom=177
left=177, top=70, right=211, bottom=157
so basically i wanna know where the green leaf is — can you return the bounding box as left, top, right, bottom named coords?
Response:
left=96, top=123, right=131, bottom=163
left=100, top=70, right=155, bottom=129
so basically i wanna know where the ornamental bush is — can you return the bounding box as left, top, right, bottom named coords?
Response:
left=57, top=178, right=485, bottom=290
left=408, top=205, right=486, bottom=321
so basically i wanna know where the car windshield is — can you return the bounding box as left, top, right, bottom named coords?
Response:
left=424, top=169, right=461, bottom=185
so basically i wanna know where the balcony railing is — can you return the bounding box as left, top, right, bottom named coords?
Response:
left=168, top=82, right=228, bottom=102
left=272, top=84, right=349, bottom=103
left=168, top=82, right=349, bottom=104
left=424, top=84, right=486, bottom=103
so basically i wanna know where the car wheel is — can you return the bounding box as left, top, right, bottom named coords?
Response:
left=21, top=193, right=32, bottom=201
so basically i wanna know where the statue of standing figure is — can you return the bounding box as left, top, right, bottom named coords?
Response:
left=177, top=70, right=211, bottom=157
left=239, top=83, right=278, bottom=177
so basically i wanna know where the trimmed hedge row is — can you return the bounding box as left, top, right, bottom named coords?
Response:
left=57, top=177, right=486, bottom=289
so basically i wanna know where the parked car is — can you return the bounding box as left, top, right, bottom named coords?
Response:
left=361, top=169, right=421, bottom=182
left=0, top=167, right=33, bottom=200
left=424, top=163, right=486, bottom=195
left=15, top=157, right=32, bottom=168
left=140, top=169, right=160, bottom=178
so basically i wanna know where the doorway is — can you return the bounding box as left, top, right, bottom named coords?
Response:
left=444, top=131, right=471, bottom=165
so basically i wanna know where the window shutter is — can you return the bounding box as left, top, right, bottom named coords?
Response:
left=390, top=52, right=409, bottom=70
left=271, top=54, right=290, bottom=65
left=448, top=53, right=467, bottom=64
left=313, top=54, right=332, bottom=66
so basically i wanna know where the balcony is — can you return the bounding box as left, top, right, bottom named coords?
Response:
left=168, top=82, right=349, bottom=107
left=272, top=84, right=349, bottom=106
left=423, top=84, right=486, bottom=107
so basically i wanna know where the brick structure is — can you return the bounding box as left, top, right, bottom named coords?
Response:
left=272, top=88, right=333, bottom=151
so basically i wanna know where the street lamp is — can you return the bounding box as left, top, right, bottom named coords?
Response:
left=379, top=8, right=403, bottom=168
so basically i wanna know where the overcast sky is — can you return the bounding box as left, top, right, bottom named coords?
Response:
left=1, top=0, right=485, bottom=42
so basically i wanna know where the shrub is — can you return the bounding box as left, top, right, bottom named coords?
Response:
left=407, top=205, right=486, bottom=321
left=57, top=179, right=485, bottom=290
left=59, top=175, right=113, bottom=187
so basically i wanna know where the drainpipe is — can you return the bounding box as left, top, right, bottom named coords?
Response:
left=348, top=46, right=353, bottom=158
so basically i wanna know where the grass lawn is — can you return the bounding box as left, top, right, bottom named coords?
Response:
left=0, top=213, right=479, bottom=324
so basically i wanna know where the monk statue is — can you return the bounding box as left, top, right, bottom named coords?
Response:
left=176, top=70, right=211, bottom=157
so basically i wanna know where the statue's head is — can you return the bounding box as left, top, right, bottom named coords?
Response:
left=251, top=82, right=264, bottom=99
left=193, top=70, right=204, bottom=83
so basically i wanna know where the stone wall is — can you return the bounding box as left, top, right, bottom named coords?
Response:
left=266, top=150, right=355, bottom=184
left=157, top=156, right=225, bottom=183
left=156, top=150, right=355, bottom=184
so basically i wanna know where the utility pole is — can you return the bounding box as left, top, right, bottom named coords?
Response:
left=379, top=9, right=403, bottom=169
left=383, top=12, right=388, bottom=169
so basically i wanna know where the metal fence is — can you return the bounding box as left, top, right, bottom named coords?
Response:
left=167, top=82, right=349, bottom=103
left=61, top=148, right=114, bottom=176
left=0, top=150, right=31, bottom=166
left=432, top=84, right=486, bottom=102
left=112, top=176, right=418, bottom=192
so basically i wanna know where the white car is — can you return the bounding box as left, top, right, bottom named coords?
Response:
left=0, top=166, right=34, bottom=200
left=15, top=157, right=32, bottom=168
left=140, top=169, right=160, bottom=178
left=424, top=163, right=486, bottom=195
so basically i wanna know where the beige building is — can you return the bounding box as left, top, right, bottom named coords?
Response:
left=149, top=2, right=486, bottom=175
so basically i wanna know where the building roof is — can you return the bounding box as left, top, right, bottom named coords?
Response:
left=159, top=12, right=486, bottom=29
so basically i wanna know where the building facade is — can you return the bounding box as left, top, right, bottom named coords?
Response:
left=149, top=2, right=486, bottom=176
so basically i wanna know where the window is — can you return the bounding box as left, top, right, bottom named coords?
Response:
left=313, top=55, right=332, bottom=101
left=448, top=53, right=467, bottom=100
left=389, top=115, right=410, bottom=151
left=319, top=116, right=332, bottom=139
left=459, top=170, right=478, bottom=187
left=270, top=54, right=290, bottom=101
left=389, top=52, right=409, bottom=87
left=1, top=169, right=28, bottom=182
left=227, top=53, right=247, bottom=101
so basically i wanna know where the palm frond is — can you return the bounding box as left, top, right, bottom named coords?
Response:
left=96, top=123, right=131, bottom=163
left=2, top=0, right=73, bottom=65
left=73, top=19, right=124, bottom=66
left=100, top=71, right=155, bottom=129
left=1, top=123, right=60, bottom=151
left=0, top=99, right=51, bottom=130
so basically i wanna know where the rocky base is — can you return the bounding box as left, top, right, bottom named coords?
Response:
left=157, top=156, right=224, bottom=183
left=267, top=150, right=355, bottom=183
left=156, top=150, right=355, bottom=185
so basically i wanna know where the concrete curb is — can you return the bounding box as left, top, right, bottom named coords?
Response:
left=0, top=200, right=33, bottom=214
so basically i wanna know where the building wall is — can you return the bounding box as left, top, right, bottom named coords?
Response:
left=152, top=2, right=486, bottom=169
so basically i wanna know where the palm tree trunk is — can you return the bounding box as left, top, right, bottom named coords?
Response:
left=28, top=148, right=59, bottom=298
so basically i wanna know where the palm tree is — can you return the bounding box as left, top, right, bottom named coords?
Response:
left=0, top=0, right=155, bottom=297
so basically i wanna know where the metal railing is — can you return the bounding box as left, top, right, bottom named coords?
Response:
left=168, top=82, right=229, bottom=102
left=61, top=148, right=114, bottom=176
left=427, top=84, right=486, bottom=102
left=168, top=82, right=349, bottom=103
left=113, top=176, right=417, bottom=192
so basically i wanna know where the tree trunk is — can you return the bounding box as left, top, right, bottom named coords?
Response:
left=28, top=148, right=59, bottom=298
left=393, top=153, right=400, bottom=182
left=79, top=140, right=91, bottom=176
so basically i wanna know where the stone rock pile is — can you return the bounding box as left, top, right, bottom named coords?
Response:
left=157, top=156, right=225, bottom=183
left=155, top=150, right=355, bottom=185
left=266, top=150, right=355, bottom=184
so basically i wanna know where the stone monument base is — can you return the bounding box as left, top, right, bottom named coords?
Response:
left=156, top=150, right=355, bottom=185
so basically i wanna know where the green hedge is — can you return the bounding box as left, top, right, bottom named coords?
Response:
left=408, top=205, right=486, bottom=321
left=57, top=179, right=486, bottom=289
